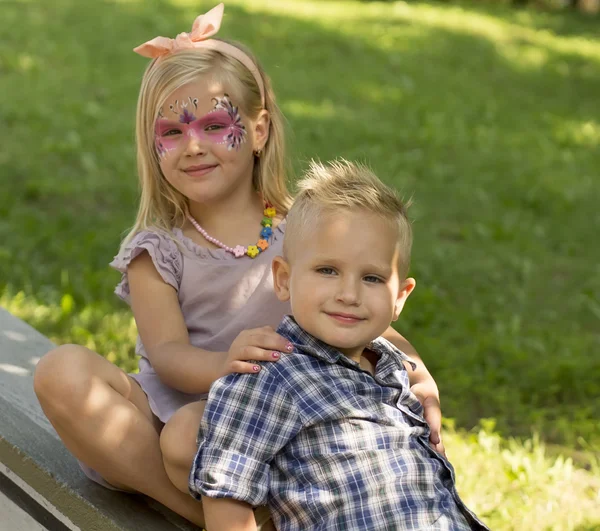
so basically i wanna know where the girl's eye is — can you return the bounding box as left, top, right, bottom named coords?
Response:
left=364, top=275, right=383, bottom=284
left=205, top=123, right=226, bottom=132
left=163, top=129, right=182, bottom=136
left=317, top=267, right=336, bottom=276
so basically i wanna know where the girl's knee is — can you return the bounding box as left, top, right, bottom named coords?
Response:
left=34, top=345, right=98, bottom=408
left=160, top=402, right=205, bottom=466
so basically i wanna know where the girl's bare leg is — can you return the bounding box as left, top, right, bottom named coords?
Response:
left=33, top=345, right=206, bottom=527
left=161, top=401, right=206, bottom=493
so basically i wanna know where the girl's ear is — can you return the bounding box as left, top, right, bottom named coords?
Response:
left=272, top=255, right=291, bottom=302
left=393, top=277, right=416, bottom=321
left=253, top=109, right=270, bottom=152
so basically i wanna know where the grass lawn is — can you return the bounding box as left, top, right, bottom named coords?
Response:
left=1, top=0, right=599, bottom=528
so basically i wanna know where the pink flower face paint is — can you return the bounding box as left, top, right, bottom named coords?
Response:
left=155, top=94, right=247, bottom=159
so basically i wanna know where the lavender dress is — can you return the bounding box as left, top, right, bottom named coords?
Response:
left=110, top=221, right=291, bottom=423
left=79, top=221, right=291, bottom=490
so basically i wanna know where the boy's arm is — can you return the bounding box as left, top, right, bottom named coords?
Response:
left=382, top=326, right=445, bottom=456
left=190, top=368, right=302, bottom=510
left=202, top=497, right=257, bottom=531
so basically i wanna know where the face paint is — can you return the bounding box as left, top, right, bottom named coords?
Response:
left=155, top=94, right=246, bottom=158
left=180, top=108, right=196, bottom=124
left=155, top=138, right=170, bottom=159
left=166, top=96, right=199, bottom=117
left=211, top=95, right=246, bottom=151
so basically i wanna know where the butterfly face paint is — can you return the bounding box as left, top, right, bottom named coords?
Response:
left=155, top=94, right=247, bottom=159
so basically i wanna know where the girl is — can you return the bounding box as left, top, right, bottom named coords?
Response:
left=33, top=4, right=443, bottom=528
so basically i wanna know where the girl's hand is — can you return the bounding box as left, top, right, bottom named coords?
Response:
left=222, top=326, right=293, bottom=376
left=410, top=381, right=446, bottom=457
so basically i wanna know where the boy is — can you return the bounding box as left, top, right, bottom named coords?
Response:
left=190, top=160, right=488, bottom=530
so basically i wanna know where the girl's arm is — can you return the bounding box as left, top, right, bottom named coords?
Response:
left=382, top=326, right=436, bottom=387
left=382, top=326, right=445, bottom=455
left=202, top=497, right=257, bottom=531
left=127, top=251, right=290, bottom=394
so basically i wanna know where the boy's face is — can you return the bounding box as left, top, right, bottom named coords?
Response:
left=273, top=209, right=415, bottom=361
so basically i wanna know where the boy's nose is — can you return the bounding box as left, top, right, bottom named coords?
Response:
left=335, top=279, right=360, bottom=305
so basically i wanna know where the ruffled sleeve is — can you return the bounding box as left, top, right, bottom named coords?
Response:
left=109, top=230, right=182, bottom=303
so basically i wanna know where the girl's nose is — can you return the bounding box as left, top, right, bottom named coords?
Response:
left=183, top=131, right=207, bottom=157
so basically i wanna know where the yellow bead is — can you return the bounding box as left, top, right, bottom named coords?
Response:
left=247, top=245, right=260, bottom=258
left=264, top=207, right=276, bottom=218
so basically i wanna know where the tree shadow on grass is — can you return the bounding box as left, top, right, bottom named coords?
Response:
left=1, top=0, right=599, bottom=446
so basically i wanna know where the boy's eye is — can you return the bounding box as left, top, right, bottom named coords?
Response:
left=364, top=275, right=383, bottom=284
left=316, top=267, right=337, bottom=276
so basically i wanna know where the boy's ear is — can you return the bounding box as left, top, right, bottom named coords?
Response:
left=393, top=278, right=416, bottom=321
left=253, top=109, right=270, bottom=152
left=272, top=256, right=291, bottom=302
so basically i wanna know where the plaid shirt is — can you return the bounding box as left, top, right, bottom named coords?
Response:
left=191, top=316, right=488, bottom=530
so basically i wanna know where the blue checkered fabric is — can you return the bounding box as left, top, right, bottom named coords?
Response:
left=191, top=316, right=488, bottom=530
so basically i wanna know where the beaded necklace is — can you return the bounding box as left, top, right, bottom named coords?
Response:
left=187, top=203, right=276, bottom=259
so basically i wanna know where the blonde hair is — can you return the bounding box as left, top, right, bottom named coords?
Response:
left=285, top=159, right=413, bottom=278
left=123, top=41, right=292, bottom=245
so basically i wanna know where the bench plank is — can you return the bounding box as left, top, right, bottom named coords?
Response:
left=0, top=308, right=200, bottom=530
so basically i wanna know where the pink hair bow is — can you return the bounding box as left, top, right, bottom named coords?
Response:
left=133, top=3, right=265, bottom=107
left=134, top=3, right=224, bottom=58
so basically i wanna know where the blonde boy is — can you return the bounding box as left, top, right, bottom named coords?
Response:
left=190, top=161, right=488, bottom=530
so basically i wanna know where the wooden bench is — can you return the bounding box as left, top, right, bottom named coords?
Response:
left=0, top=307, right=200, bottom=530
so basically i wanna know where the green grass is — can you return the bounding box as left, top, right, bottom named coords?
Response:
left=444, top=419, right=600, bottom=530
left=1, top=1, right=599, bottom=528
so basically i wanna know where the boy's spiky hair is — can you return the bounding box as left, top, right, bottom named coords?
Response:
left=285, top=159, right=413, bottom=278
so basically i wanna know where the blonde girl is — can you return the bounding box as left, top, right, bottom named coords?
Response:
left=34, top=4, right=443, bottom=528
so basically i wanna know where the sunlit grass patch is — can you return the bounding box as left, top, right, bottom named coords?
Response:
left=447, top=420, right=600, bottom=530
left=1, top=291, right=139, bottom=373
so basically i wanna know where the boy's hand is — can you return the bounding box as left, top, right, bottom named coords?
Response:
left=410, top=382, right=446, bottom=457
left=222, top=326, right=293, bottom=376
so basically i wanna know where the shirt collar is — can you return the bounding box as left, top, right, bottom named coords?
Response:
left=276, top=315, right=416, bottom=372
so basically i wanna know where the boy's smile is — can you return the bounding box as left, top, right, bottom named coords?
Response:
left=273, top=209, right=415, bottom=363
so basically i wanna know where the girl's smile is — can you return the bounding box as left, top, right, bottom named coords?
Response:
left=182, top=163, right=219, bottom=177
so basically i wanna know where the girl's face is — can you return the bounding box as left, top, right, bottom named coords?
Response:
left=154, top=79, right=267, bottom=207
